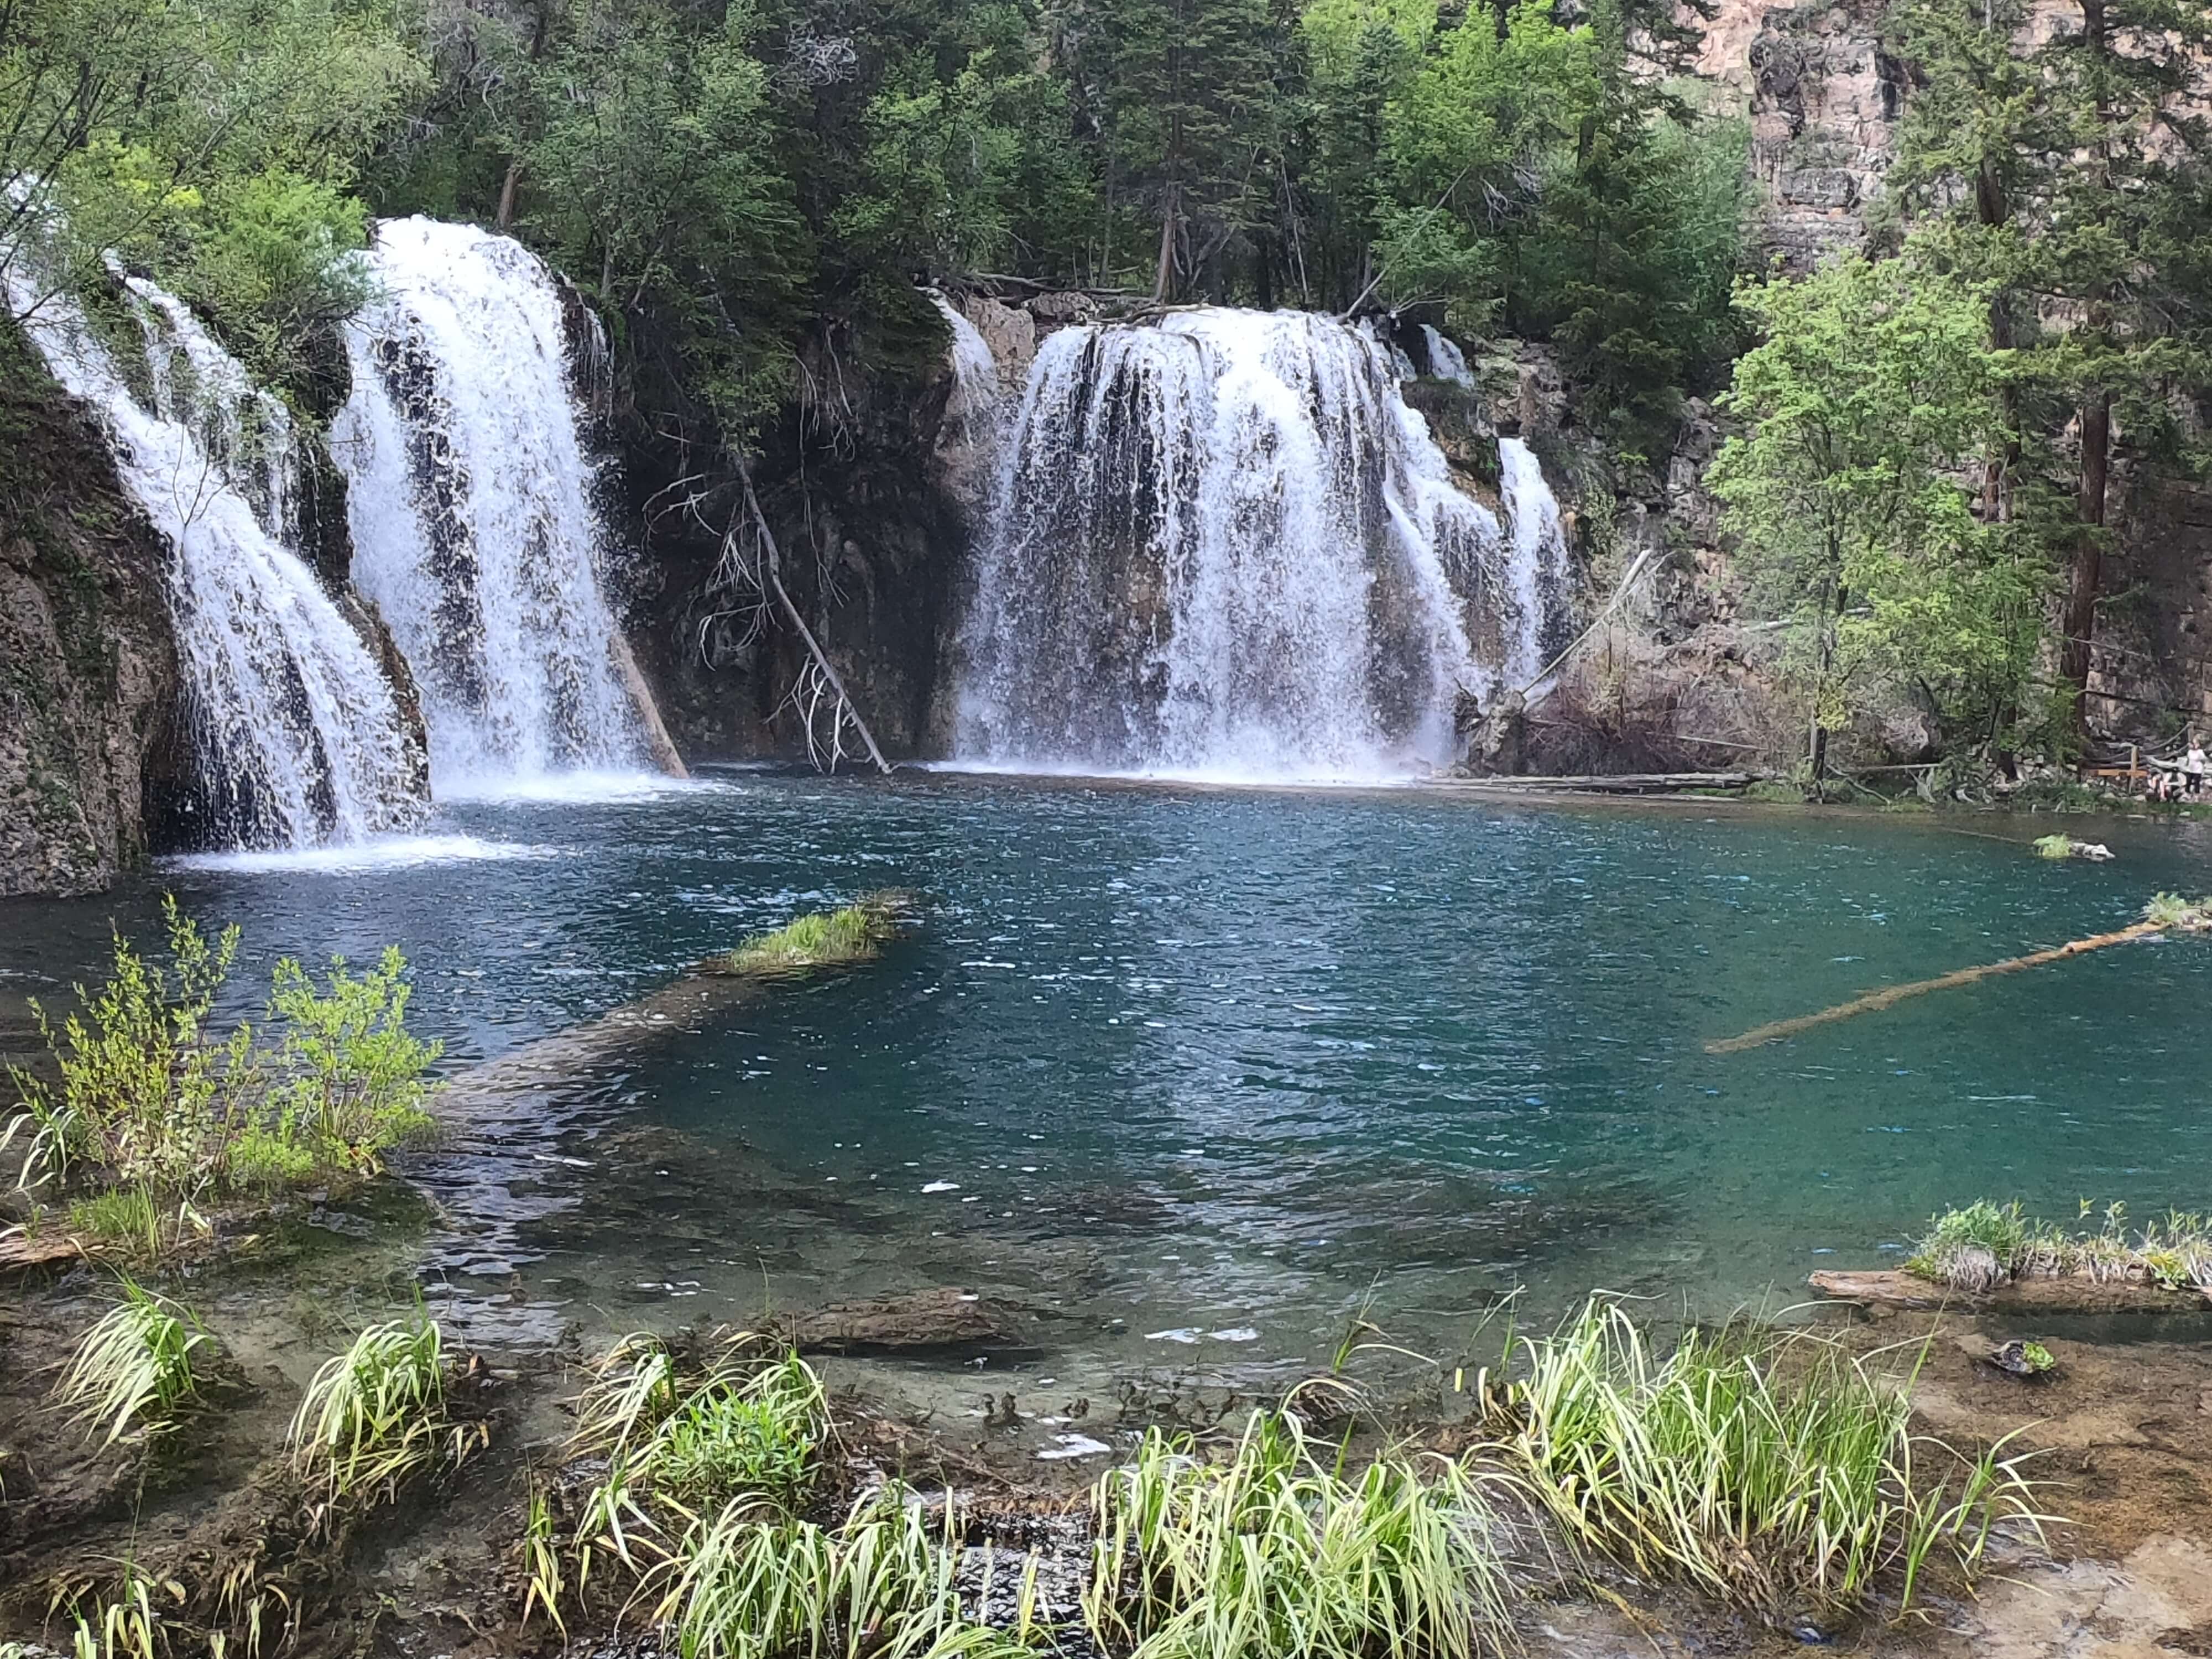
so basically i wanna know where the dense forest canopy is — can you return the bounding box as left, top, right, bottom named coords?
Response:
left=4, top=0, right=2211, bottom=768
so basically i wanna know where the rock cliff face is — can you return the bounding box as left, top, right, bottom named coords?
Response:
left=0, top=326, right=180, bottom=897
left=1699, top=0, right=1904, bottom=267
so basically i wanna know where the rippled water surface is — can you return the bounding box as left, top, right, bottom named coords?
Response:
left=7, top=772, right=2211, bottom=1382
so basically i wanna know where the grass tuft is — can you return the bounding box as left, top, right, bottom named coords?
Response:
left=1493, top=1297, right=2044, bottom=1615
left=51, top=1277, right=208, bottom=1447
left=1084, top=1407, right=1514, bottom=1659
left=1908, top=1197, right=2212, bottom=1293
left=712, top=894, right=909, bottom=976
left=289, top=1314, right=481, bottom=1507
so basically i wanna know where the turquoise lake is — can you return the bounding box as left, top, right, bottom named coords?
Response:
left=5, top=771, right=2209, bottom=1384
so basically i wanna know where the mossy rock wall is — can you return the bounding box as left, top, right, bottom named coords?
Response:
left=0, top=320, right=182, bottom=896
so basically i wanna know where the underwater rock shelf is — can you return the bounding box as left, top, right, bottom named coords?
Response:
left=1810, top=1269, right=2210, bottom=1313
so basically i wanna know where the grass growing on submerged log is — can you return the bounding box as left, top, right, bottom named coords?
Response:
left=710, top=893, right=910, bottom=976
left=51, top=1277, right=209, bottom=1447
left=1908, top=1198, right=2212, bottom=1294
left=1493, top=1298, right=2045, bottom=1615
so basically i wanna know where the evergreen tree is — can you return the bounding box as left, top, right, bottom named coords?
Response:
left=1890, top=0, right=2212, bottom=738
left=1058, top=0, right=1287, bottom=298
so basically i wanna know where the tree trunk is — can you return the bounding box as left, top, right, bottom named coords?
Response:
left=2059, top=390, right=2112, bottom=734
left=1154, top=187, right=1177, bottom=302
left=495, top=158, right=523, bottom=231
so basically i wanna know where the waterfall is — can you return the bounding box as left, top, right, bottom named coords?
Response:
left=930, top=290, right=1003, bottom=443
left=5, top=253, right=428, bottom=849
left=1498, top=438, right=1575, bottom=687
left=951, top=308, right=1574, bottom=780
left=1421, top=325, right=1477, bottom=388
left=332, top=216, right=650, bottom=792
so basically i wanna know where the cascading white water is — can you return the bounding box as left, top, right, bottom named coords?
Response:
left=930, top=290, right=1003, bottom=443
left=1498, top=437, right=1575, bottom=688
left=5, top=250, right=427, bottom=848
left=332, top=216, right=648, bottom=792
left=1421, top=324, right=1476, bottom=388
left=951, top=308, right=1574, bottom=779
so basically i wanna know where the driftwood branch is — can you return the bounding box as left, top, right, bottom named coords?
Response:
left=736, top=462, right=890, bottom=775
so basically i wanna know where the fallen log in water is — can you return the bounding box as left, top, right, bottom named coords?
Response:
left=435, top=892, right=916, bottom=1115
left=1809, top=1268, right=2210, bottom=1314
left=1708, top=893, right=2212, bottom=1054
left=0, top=1230, right=89, bottom=1277
left=777, top=1287, right=1032, bottom=1355
left=1430, top=771, right=1756, bottom=795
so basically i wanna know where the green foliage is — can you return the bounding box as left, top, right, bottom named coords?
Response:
left=1085, top=1408, right=1512, bottom=1659
left=1908, top=1196, right=2212, bottom=1293
left=514, top=0, right=805, bottom=434
left=290, top=1314, right=479, bottom=1504
left=1709, top=255, right=2053, bottom=767
left=3, top=0, right=427, bottom=383
left=51, top=1277, right=210, bottom=1447
left=716, top=899, right=901, bottom=976
left=1500, top=1297, right=2044, bottom=1613
left=4, top=898, right=440, bottom=1208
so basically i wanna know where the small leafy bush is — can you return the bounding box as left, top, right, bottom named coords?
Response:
left=5, top=897, right=440, bottom=1211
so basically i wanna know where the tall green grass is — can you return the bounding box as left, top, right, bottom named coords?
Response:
left=1495, top=1298, right=2044, bottom=1614
left=51, top=1277, right=208, bottom=1447
left=713, top=896, right=906, bottom=976
left=289, top=1315, right=480, bottom=1506
left=1084, top=1408, right=1514, bottom=1659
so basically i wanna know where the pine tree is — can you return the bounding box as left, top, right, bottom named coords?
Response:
left=1890, top=0, right=2212, bottom=739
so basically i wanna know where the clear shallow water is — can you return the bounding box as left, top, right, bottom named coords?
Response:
left=6, top=773, right=2211, bottom=1384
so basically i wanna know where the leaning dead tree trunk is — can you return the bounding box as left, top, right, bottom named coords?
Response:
left=727, top=462, right=890, bottom=775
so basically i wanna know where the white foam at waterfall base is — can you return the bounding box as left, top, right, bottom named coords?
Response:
left=333, top=216, right=648, bottom=794
left=952, top=308, right=1571, bottom=782
left=4, top=254, right=427, bottom=848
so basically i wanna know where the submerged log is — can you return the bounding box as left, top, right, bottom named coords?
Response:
left=779, top=1287, right=1028, bottom=1355
left=1430, top=771, right=1755, bottom=795
left=1809, top=1268, right=2210, bottom=1313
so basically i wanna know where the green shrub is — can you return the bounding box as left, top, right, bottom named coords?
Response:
left=5, top=898, right=440, bottom=1209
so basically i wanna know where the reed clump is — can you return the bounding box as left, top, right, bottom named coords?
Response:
left=1085, top=1408, right=1514, bottom=1659
left=51, top=1277, right=210, bottom=1447
left=538, top=1333, right=1037, bottom=1657
left=1908, top=1198, right=2212, bottom=1294
left=1491, top=1298, right=2043, bottom=1615
left=290, top=1314, right=484, bottom=1510
left=711, top=893, right=910, bottom=976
